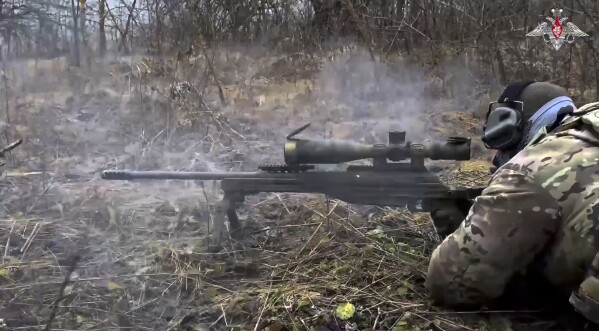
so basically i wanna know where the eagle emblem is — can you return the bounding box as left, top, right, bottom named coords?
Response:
left=526, top=9, right=588, bottom=50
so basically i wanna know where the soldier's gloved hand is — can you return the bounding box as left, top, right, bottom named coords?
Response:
left=430, top=199, right=473, bottom=239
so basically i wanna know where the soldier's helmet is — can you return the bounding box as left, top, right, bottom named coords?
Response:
left=519, top=82, right=572, bottom=148
left=488, top=82, right=571, bottom=171
left=519, top=82, right=569, bottom=123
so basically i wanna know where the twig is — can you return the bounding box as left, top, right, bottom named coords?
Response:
left=198, top=44, right=226, bottom=105
left=295, top=201, right=340, bottom=257
left=1, top=59, right=10, bottom=145
left=19, top=221, right=42, bottom=261
left=372, top=307, right=381, bottom=329
left=417, top=309, right=542, bottom=315
left=44, top=254, right=80, bottom=331
left=274, top=194, right=291, bottom=214
left=343, top=0, right=376, bottom=62
left=249, top=222, right=322, bottom=234
left=220, top=303, right=229, bottom=327
left=208, top=313, right=224, bottom=329
left=2, top=220, right=15, bottom=263
left=253, top=278, right=273, bottom=331
left=573, top=0, right=599, bottom=32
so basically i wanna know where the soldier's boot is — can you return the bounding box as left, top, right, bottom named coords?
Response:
left=570, top=252, right=599, bottom=324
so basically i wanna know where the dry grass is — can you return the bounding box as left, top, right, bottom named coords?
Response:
left=156, top=197, right=472, bottom=330
left=0, top=48, right=587, bottom=331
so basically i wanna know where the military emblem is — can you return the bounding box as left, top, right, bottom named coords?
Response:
left=526, top=9, right=588, bottom=51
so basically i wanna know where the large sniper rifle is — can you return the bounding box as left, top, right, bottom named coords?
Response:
left=102, top=124, right=484, bottom=244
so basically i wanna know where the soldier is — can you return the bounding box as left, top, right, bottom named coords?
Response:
left=426, top=81, right=599, bottom=324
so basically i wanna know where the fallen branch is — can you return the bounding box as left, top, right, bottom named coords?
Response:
left=44, top=254, right=81, bottom=331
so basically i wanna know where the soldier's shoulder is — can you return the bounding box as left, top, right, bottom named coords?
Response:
left=500, top=135, right=568, bottom=174
left=501, top=128, right=599, bottom=195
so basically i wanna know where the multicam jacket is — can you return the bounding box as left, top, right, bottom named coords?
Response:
left=426, top=102, right=599, bottom=306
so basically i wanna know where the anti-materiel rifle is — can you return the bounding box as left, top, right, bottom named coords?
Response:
left=101, top=124, right=484, bottom=244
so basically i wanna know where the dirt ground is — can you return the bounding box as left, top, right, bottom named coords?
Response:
left=0, top=47, right=590, bottom=330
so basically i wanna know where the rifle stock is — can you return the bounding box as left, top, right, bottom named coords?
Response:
left=101, top=124, right=485, bottom=245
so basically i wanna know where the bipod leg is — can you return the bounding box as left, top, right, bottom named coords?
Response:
left=211, top=196, right=228, bottom=247
left=226, top=191, right=245, bottom=238
left=211, top=191, right=244, bottom=246
left=227, top=207, right=241, bottom=236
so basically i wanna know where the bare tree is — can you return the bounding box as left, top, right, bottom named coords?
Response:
left=98, top=0, right=106, bottom=56
left=0, top=0, right=595, bottom=98
left=70, top=0, right=80, bottom=66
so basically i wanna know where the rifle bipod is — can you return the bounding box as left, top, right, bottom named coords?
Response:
left=211, top=192, right=243, bottom=246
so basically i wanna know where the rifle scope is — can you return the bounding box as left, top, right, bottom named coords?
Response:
left=284, top=134, right=472, bottom=164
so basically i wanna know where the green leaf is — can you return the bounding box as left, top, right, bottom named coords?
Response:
left=336, top=302, right=356, bottom=320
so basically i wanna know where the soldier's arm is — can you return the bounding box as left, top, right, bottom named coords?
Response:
left=426, top=168, right=561, bottom=306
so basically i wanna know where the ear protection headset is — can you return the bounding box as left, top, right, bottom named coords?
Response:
left=482, top=81, right=536, bottom=150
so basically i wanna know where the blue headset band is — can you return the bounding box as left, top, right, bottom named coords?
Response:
left=524, top=96, right=575, bottom=144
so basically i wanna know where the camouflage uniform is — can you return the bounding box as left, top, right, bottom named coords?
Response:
left=426, top=102, right=599, bottom=320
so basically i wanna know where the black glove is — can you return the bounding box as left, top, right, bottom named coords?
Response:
left=430, top=199, right=474, bottom=239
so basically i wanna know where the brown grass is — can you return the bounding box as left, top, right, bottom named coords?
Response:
left=0, top=48, right=585, bottom=331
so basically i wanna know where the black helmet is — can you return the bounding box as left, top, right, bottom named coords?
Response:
left=520, top=82, right=569, bottom=122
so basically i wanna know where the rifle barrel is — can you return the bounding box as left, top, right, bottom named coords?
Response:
left=101, top=170, right=259, bottom=181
